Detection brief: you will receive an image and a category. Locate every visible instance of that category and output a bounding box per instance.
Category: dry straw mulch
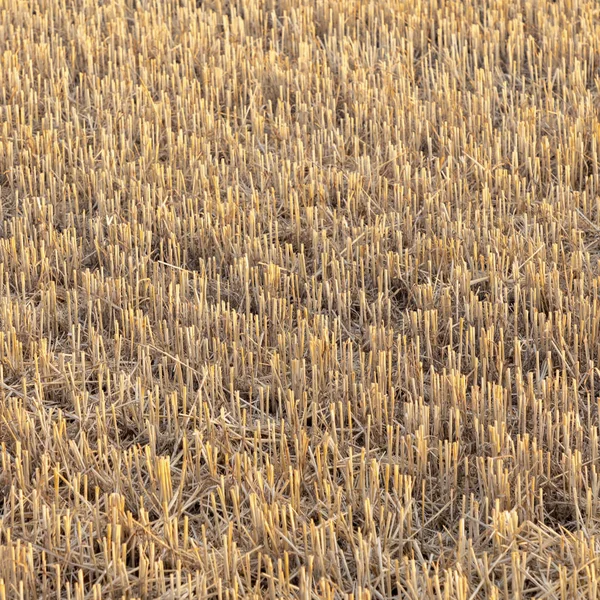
[1,0,600,598]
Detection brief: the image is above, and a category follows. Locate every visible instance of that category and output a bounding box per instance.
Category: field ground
[1,0,600,598]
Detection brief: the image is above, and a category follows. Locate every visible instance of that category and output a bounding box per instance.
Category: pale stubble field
[0,0,600,598]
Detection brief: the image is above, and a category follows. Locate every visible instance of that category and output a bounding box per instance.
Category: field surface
[1,0,600,598]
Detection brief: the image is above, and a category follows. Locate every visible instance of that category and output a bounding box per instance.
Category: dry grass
[1,0,600,597]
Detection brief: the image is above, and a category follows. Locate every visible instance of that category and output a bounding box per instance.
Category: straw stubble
[0,0,600,598]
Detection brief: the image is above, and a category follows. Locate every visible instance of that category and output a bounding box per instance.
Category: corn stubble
[1,0,600,597]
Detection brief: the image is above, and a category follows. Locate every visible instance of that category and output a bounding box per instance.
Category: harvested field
[1,0,600,597]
